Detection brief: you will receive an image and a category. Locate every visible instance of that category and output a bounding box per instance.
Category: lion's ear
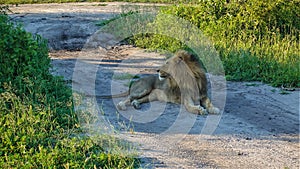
[176,50,191,62]
[177,56,185,64]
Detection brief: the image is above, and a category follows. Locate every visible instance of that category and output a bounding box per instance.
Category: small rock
[245,137,252,140]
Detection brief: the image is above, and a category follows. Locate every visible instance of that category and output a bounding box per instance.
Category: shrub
[129,0,300,87]
[0,13,77,127]
[0,11,138,168]
[1,0,198,5]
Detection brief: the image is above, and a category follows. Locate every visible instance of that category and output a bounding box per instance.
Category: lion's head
[157,50,207,98]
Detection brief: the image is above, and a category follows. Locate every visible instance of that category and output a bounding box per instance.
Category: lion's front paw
[117,102,127,111]
[131,100,141,109]
[208,107,220,114]
[197,106,208,115]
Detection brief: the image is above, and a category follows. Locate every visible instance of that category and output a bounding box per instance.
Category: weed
[0,10,138,168]
[113,73,135,80]
[245,83,260,87]
[92,3,108,6]
[96,10,139,27]
[279,90,290,95]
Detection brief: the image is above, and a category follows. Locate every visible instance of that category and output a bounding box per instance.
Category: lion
[101,50,219,115]
[156,50,220,114]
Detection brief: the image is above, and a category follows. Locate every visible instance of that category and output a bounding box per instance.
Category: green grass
[0,9,138,168]
[113,73,136,80]
[1,0,198,5]
[160,1,299,88]
[5,0,298,87]
[92,3,108,6]
[97,10,139,27]
[0,93,138,168]
[105,0,299,88]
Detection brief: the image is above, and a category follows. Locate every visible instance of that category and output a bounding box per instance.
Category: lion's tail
[97,91,129,99]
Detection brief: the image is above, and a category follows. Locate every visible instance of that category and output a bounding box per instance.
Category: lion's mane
[160,50,208,102]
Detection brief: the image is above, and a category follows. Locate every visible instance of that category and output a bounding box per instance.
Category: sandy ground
[8,3,299,168]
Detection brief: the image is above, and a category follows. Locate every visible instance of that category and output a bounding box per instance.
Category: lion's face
[157,53,187,81]
[157,70,169,81]
[157,59,173,81]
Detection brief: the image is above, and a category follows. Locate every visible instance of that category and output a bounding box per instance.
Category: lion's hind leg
[131,89,167,109]
[201,97,220,114]
[118,87,154,110]
[117,97,131,111]
[130,88,153,109]
[184,98,208,115]
[129,88,152,100]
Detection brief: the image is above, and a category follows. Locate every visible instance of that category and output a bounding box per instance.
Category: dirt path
[9,3,299,168]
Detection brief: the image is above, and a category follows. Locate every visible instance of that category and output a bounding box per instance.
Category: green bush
[0,12,138,168]
[0,14,76,127]
[0,0,199,5]
[0,93,136,168]
[130,0,300,87]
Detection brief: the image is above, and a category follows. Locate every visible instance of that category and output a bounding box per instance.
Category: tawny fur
[112,50,219,115]
[157,50,219,114]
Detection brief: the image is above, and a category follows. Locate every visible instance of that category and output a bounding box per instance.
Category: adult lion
[115,50,219,115]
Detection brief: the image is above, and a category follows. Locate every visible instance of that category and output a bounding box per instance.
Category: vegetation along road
[2,1,299,168]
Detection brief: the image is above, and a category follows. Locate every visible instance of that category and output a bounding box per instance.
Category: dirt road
[9,3,299,168]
